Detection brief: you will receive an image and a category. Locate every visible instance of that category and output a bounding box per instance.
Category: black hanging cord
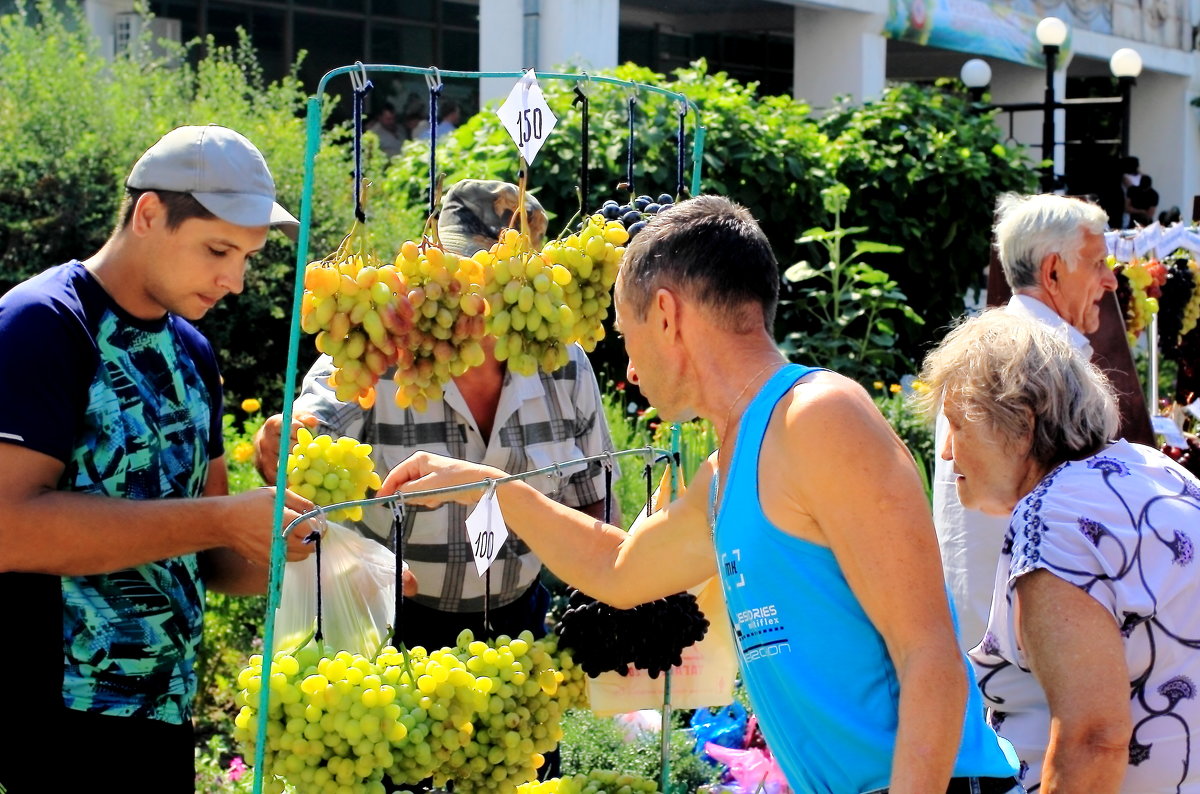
[351,69,373,224]
[313,534,325,645]
[625,94,637,196]
[573,83,590,214]
[643,460,654,519]
[676,102,687,200]
[427,73,444,220]
[603,460,614,525]
[391,501,406,646]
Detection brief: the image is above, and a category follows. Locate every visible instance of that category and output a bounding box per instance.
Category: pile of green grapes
[284,427,381,523]
[234,630,588,794]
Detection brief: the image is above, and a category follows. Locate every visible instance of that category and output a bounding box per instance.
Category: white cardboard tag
[465,484,508,577]
[496,70,558,165]
[1152,415,1189,449]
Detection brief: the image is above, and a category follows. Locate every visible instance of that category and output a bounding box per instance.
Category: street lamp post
[1035,16,1068,192]
[1110,47,1143,160]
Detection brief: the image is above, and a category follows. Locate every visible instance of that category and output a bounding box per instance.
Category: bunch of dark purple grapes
[553,588,708,679]
[1159,257,1196,359]
[594,193,676,240]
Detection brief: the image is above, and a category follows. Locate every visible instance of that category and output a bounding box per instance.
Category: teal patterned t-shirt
[0,261,223,724]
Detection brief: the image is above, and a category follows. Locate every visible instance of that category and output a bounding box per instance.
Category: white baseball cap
[126,124,299,239]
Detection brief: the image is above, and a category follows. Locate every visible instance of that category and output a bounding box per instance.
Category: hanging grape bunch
[594,193,676,241]
[392,239,490,411]
[554,588,709,679]
[301,227,414,410]
[1158,255,1197,359]
[285,427,381,523]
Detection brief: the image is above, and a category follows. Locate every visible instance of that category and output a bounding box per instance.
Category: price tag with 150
[496,70,558,165]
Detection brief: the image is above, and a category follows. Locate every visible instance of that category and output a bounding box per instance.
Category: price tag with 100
[465,481,509,577]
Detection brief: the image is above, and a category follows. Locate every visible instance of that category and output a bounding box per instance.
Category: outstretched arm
[0,442,315,577]
[378,452,717,606]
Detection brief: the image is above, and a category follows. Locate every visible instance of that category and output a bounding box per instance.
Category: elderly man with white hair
[934,192,1118,650]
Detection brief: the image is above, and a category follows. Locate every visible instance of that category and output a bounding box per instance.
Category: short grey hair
[917,309,1118,469]
[994,193,1109,290]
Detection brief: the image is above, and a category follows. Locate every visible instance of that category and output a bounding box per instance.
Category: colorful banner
[883,0,1072,66]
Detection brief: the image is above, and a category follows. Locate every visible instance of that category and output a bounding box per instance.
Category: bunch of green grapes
[546,214,626,353]
[1117,259,1162,344]
[233,628,582,793]
[392,240,490,412]
[422,629,573,793]
[301,230,415,410]
[285,427,381,523]
[482,228,573,377]
[1181,259,1200,339]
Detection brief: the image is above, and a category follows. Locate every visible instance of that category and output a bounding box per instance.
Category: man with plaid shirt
[256,180,617,650]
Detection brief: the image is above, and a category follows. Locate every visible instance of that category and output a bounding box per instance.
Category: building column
[479,0,619,106]
[83,0,136,59]
[1128,70,1193,220]
[792,4,887,111]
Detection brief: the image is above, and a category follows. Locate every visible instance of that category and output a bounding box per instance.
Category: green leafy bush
[559,708,724,794]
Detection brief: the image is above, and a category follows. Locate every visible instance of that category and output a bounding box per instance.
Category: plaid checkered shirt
[294,344,617,613]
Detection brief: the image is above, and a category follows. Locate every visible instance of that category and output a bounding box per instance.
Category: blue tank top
[712,364,1017,793]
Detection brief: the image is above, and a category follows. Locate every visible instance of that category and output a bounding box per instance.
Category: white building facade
[81,0,1200,216]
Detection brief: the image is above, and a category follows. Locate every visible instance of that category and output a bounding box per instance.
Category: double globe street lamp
[960,17,1142,192]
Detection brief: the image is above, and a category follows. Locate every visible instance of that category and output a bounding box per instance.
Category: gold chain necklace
[720,360,786,439]
[712,360,786,535]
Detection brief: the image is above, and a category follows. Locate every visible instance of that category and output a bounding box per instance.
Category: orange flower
[231,441,254,464]
[241,398,261,414]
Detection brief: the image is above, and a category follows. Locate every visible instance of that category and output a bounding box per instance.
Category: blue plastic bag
[691,701,749,762]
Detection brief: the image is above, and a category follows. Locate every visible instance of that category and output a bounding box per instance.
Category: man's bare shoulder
[773,370,898,456]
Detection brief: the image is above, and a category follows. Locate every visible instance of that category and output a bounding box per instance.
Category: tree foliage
[377,64,1037,381]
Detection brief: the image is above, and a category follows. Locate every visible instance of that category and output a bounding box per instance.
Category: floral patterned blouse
[971,440,1200,793]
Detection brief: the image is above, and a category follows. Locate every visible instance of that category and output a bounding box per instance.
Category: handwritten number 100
[475,531,494,560]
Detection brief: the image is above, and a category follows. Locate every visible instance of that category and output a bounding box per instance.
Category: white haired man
[934,192,1117,650]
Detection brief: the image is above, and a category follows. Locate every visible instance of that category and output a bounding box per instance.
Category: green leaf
[784,261,821,282]
[854,240,904,255]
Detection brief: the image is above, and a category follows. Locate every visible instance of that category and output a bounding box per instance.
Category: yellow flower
[911,380,930,394]
[232,441,254,464]
[241,398,261,414]
[873,381,885,391]
[889,384,902,394]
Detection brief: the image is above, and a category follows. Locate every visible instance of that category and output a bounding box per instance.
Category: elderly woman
[919,310,1200,794]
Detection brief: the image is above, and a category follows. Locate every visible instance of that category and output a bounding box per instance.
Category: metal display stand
[252,64,708,794]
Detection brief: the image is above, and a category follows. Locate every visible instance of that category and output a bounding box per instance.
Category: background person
[366,101,405,158]
[934,192,1116,650]
[919,309,1200,793]
[375,195,1021,794]
[0,124,315,793]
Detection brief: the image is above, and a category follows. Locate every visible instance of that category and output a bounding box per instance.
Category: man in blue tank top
[378,196,1021,794]
[0,125,317,792]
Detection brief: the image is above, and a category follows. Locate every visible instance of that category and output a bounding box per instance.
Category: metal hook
[304,503,328,544]
[577,71,592,97]
[425,66,443,92]
[602,450,616,473]
[350,61,369,93]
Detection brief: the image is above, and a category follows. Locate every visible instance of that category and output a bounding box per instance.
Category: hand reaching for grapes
[254,411,319,481]
[219,486,318,565]
[377,451,506,507]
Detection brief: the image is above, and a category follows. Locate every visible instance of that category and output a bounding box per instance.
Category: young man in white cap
[0,125,315,792]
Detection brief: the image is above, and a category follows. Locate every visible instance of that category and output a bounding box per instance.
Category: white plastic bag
[273,521,398,658]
